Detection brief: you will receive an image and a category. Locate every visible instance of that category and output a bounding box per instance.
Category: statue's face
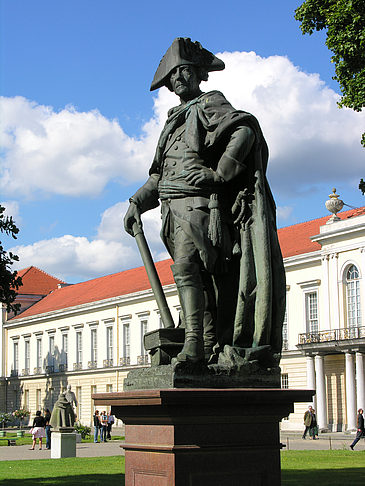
[169,65,201,102]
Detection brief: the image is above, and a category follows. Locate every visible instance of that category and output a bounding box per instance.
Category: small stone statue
[50,393,76,429]
[64,384,78,409]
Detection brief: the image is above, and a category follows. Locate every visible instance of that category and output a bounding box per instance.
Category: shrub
[74,422,91,439]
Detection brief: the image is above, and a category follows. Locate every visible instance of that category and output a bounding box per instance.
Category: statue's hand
[183,164,221,186]
[124,202,142,237]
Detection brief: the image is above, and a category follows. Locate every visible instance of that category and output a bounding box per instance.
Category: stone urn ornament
[325,188,344,223]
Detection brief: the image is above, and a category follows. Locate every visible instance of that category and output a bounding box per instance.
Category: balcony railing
[22,368,30,376]
[119,356,130,367]
[45,365,54,374]
[73,362,82,371]
[88,360,97,369]
[103,359,113,368]
[58,363,67,372]
[299,326,365,345]
[137,354,149,365]
[282,339,289,351]
[33,367,42,375]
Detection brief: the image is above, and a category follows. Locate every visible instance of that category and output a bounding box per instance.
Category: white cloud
[0,200,21,223]
[1,51,364,200]
[10,201,168,282]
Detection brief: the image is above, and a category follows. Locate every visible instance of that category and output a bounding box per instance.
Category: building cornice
[311,219,365,246]
[4,284,177,329]
[283,250,322,269]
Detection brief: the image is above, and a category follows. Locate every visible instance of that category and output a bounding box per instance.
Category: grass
[0,450,363,485]
[0,456,125,485]
[282,450,365,485]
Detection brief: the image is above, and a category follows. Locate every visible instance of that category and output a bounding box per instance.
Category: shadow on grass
[283,468,365,486]
[0,474,125,486]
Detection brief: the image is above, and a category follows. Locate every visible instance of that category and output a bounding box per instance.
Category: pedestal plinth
[51,428,76,459]
[93,388,313,486]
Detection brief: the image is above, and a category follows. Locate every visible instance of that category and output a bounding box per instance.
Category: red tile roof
[11,207,365,321]
[15,266,65,295]
[278,207,365,258]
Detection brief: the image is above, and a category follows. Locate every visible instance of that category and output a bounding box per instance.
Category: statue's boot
[171,263,205,363]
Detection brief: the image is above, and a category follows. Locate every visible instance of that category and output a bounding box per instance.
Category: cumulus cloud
[0,200,21,223]
[1,51,364,200]
[10,201,169,282]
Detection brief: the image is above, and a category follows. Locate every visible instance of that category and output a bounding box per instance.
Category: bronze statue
[124,38,286,370]
[50,393,76,429]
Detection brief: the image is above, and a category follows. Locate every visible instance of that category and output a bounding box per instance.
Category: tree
[295,0,365,147]
[0,205,22,314]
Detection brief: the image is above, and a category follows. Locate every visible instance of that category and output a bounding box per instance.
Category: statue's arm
[184,125,255,186]
[124,173,160,236]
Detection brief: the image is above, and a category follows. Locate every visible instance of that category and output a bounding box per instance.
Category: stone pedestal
[51,428,76,459]
[93,388,313,486]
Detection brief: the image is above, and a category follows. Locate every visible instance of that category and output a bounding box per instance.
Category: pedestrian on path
[309,408,318,440]
[44,408,52,449]
[350,408,364,450]
[30,410,46,450]
[100,411,108,442]
[302,405,315,439]
[93,410,101,443]
[107,410,115,440]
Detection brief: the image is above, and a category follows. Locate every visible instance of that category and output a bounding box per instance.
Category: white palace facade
[1,206,365,431]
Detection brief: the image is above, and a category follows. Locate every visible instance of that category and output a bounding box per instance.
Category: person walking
[100,410,108,442]
[107,410,115,440]
[93,410,101,443]
[302,406,314,439]
[350,408,364,450]
[44,408,52,449]
[30,410,46,450]
[309,408,318,440]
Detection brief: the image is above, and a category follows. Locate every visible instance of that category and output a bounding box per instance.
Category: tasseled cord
[208,193,222,247]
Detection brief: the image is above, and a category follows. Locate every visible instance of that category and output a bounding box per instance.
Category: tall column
[356,352,365,410]
[345,352,357,430]
[330,253,340,329]
[306,355,316,408]
[315,355,327,430]
[321,255,331,329]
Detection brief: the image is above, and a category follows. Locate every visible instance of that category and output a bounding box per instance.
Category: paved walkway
[0,434,364,461]
[0,440,125,461]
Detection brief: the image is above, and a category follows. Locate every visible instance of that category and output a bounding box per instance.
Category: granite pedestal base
[93,388,313,486]
[51,428,76,459]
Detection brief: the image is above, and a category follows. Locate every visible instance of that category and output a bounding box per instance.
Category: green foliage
[12,409,30,420]
[295,0,365,147]
[74,421,91,439]
[0,412,12,427]
[0,205,22,314]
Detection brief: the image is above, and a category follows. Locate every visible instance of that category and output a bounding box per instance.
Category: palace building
[1,206,365,431]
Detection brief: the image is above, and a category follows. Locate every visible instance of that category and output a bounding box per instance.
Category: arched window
[346,265,361,328]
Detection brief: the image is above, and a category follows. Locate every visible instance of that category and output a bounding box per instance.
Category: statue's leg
[171,262,205,363]
[201,272,217,361]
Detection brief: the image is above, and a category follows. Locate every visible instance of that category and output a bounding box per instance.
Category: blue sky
[1,0,364,283]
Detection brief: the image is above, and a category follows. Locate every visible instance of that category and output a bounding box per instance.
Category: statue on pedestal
[124,38,286,383]
[64,385,78,411]
[50,393,76,429]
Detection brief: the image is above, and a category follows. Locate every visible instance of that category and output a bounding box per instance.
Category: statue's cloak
[150,91,286,355]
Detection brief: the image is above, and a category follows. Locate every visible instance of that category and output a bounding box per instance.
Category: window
[36,389,42,411]
[91,328,97,363]
[13,341,19,372]
[49,335,55,366]
[140,319,148,356]
[24,389,29,410]
[106,384,113,393]
[76,331,82,365]
[123,323,130,359]
[36,338,42,369]
[282,306,288,350]
[346,265,361,328]
[24,340,30,370]
[76,386,82,418]
[62,333,68,366]
[106,327,113,361]
[306,292,318,334]
[281,373,289,389]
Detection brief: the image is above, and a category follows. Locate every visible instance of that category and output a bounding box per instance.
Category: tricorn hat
[150,37,225,91]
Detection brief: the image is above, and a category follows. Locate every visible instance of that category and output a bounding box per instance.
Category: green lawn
[0,450,363,485]
[0,433,124,446]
